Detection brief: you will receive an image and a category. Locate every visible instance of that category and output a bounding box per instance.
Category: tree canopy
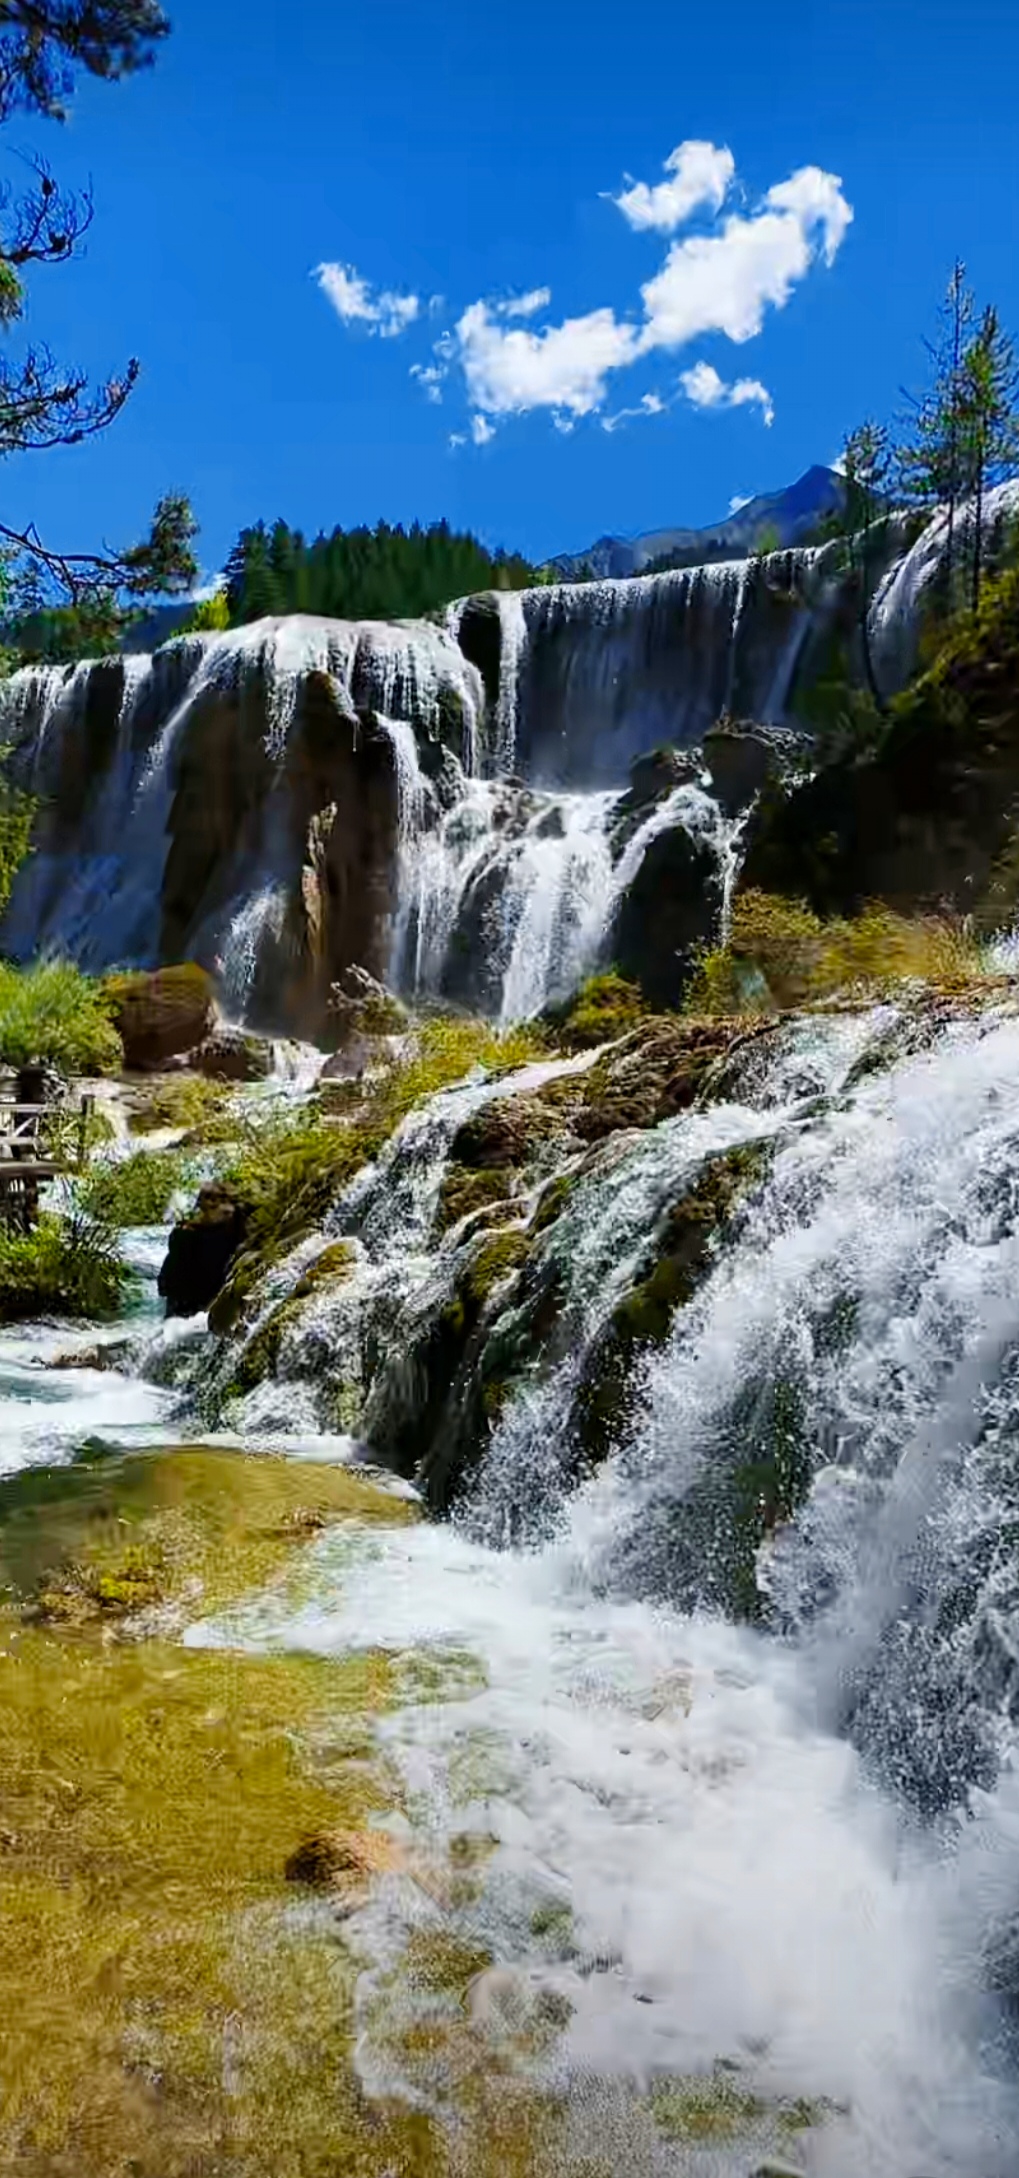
[223,517,537,627]
[0,0,196,660]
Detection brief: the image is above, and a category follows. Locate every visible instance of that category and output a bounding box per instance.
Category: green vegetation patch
[551,970,648,1052]
[81,1145,198,1228]
[127,1073,232,1137]
[0,959,122,1075]
[203,1016,547,1329]
[688,889,989,1015]
[649,2068,840,2146]
[0,1210,130,1324]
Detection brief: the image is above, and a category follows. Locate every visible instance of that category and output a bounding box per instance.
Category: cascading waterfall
[171,999,1019,2173]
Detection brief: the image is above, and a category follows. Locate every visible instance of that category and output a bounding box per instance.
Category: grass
[687,889,990,1015]
[0,1210,130,1324]
[0,959,122,1075]
[81,1145,199,1228]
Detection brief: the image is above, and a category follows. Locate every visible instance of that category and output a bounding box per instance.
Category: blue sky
[3,0,1017,578]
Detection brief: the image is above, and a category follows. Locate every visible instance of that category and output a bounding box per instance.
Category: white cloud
[728,492,753,514]
[454,298,640,421]
[471,412,497,445]
[495,286,553,319]
[602,389,667,433]
[410,361,446,403]
[680,360,774,424]
[315,261,420,339]
[614,139,735,234]
[188,573,226,602]
[638,168,852,355]
[449,152,849,438]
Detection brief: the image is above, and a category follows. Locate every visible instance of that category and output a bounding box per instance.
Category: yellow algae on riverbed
[0,1446,605,2178]
[0,1446,428,2175]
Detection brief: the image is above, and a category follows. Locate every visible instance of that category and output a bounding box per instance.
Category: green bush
[688,890,987,1015]
[0,962,122,1075]
[0,760,36,921]
[82,1148,197,1228]
[0,1211,130,1324]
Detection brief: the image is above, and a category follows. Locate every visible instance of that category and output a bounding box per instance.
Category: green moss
[648,2069,839,2148]
[462,1228,532,1310]
[0,1443,415,1629]
[437,1162,514,1233]
[403,1930,493,1995]
[575,1143,770,1467]
[128,1074,230,1137]
[293,1238,358,1296]
[529,1171,577,1233]
[552,970,647,1052]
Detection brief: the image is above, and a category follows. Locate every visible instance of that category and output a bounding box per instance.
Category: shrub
[688,890,988,1015]
[82,1147,198,1228]
[0,757,36,920]
[0,961,122,1075]
[552,971,647,1050]
[0,1211,130,1323]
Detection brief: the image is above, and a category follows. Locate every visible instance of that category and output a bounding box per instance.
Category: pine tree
[957,306,1019,609]
[898,262,974,605]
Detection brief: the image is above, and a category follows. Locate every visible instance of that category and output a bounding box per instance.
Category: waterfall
[505,548,837,785]
[493,589,528,773]
[0,612,485,1008]
[870,481,1019,690]
[180,1000,1019,2172]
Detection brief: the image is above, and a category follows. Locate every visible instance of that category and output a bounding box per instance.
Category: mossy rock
[103,963,217,1070]
[550,971,646,1052]
[293,1240,358,1298]
[159,1177,251,1320]
[574,1141,771,1468]
[448,1094,568,1172]
[542,1016,738,1144]
[437,1162,515,1234]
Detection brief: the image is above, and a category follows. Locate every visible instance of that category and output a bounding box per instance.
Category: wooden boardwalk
[0,1096,95,1229]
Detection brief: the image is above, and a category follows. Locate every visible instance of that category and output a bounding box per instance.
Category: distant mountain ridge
[552,465,845,581]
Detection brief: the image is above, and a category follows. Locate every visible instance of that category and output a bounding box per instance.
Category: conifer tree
[957,306,1019,609]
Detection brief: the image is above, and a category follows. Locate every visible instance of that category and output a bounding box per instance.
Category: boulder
[702,719,785,815]
[104,965,217,1072]
[188,1027,276,1083]
[158,1181,249,1318]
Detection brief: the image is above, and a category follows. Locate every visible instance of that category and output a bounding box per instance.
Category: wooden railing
[0,1095,95,1227]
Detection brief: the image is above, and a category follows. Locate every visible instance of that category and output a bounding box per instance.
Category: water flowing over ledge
[0,499,986,1034]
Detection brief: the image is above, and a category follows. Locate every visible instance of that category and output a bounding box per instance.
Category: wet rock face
[610,821,723,1009]
[702,721,785,816]
[158,1182,250,1318]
